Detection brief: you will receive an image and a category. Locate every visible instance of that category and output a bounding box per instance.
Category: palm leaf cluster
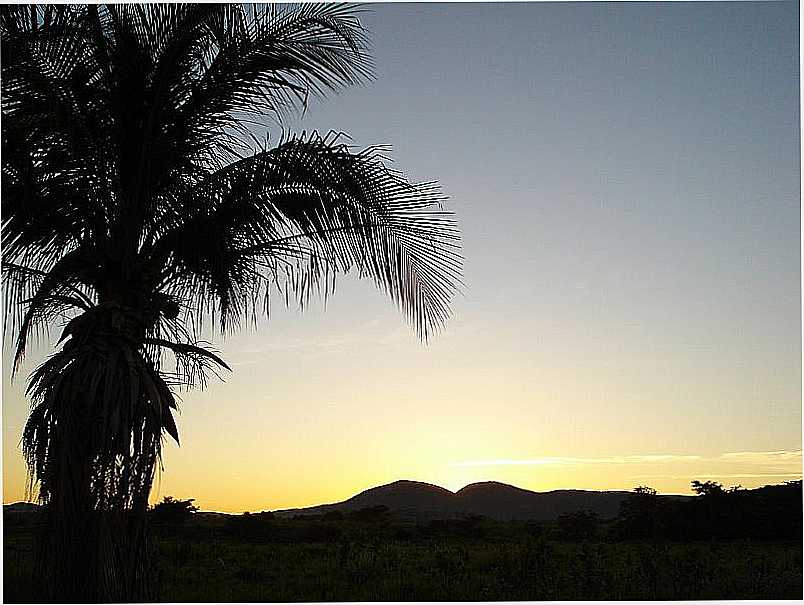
[1,4,461,600]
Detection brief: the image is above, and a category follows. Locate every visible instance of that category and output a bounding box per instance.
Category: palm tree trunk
[38,509,154,602]
[34,414,156,602]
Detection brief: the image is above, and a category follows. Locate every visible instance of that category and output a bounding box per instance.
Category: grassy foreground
[157,538,801,601]
[5,517,802,601]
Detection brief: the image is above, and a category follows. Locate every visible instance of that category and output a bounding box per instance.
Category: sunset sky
[3,2,801,513]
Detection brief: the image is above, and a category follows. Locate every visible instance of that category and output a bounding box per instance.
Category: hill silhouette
[274,480,663,521]
[276,480,456,520]
[456,481,632,520]
[3,502,41,514]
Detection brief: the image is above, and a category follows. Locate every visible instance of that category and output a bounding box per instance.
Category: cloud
[630,473,802,480]
[448,454,702,468]
[720,450,802,464]
[450,450,803,483]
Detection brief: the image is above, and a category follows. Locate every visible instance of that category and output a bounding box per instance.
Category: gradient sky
[3,1,801,512]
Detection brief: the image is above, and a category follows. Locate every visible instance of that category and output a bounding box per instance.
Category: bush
[558,510,600,541]
[224,511,275,541]
[150,496,198,527]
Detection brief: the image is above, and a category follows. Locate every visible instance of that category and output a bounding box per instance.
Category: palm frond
[150,130,462,339]
[23,325,177,509]
[4,248,97,372]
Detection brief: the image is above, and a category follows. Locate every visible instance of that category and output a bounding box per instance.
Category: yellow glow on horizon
[3,283,801,514]
[5,434,799,513]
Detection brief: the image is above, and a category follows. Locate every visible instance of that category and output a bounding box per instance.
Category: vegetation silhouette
[557,510,600,541]
[225,511,279,542]
[150,496,199,530]
[614,480,802,542]
[5,479,801,601]
[348,504,392,523]
[1,4,461,602]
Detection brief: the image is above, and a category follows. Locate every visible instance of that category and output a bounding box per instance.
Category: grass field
[5,517,802,602]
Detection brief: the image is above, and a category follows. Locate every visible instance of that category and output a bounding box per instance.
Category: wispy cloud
[630,473,802,480]
[449,450,802,470]
[448,455,702,468]
[720,450,802,464]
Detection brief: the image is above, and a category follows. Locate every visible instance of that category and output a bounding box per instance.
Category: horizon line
[10,474,801,515]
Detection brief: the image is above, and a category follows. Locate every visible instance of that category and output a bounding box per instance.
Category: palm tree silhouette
[1,4,461,601]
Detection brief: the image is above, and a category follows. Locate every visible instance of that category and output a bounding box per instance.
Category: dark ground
[5,512,802,602]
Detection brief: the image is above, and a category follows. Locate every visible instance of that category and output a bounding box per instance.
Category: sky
[3,1,801,513]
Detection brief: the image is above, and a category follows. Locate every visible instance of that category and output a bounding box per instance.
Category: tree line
[150,479,803,544]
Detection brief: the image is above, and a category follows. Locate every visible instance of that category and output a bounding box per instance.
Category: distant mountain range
[274,480,688,521]
[4,481,693,521]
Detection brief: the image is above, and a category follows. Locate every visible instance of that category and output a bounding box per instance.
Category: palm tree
[1,4,461,601]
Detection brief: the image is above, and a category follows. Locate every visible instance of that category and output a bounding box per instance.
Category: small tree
[150,496,199,526]
[616,485,665,540]
[691,480,725,497]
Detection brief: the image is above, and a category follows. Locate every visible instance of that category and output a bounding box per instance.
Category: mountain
[2,483,689,522]
[275,480,456,520]
[274,480,659,521]
[3,502,41,514]
[456,481,630,521]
